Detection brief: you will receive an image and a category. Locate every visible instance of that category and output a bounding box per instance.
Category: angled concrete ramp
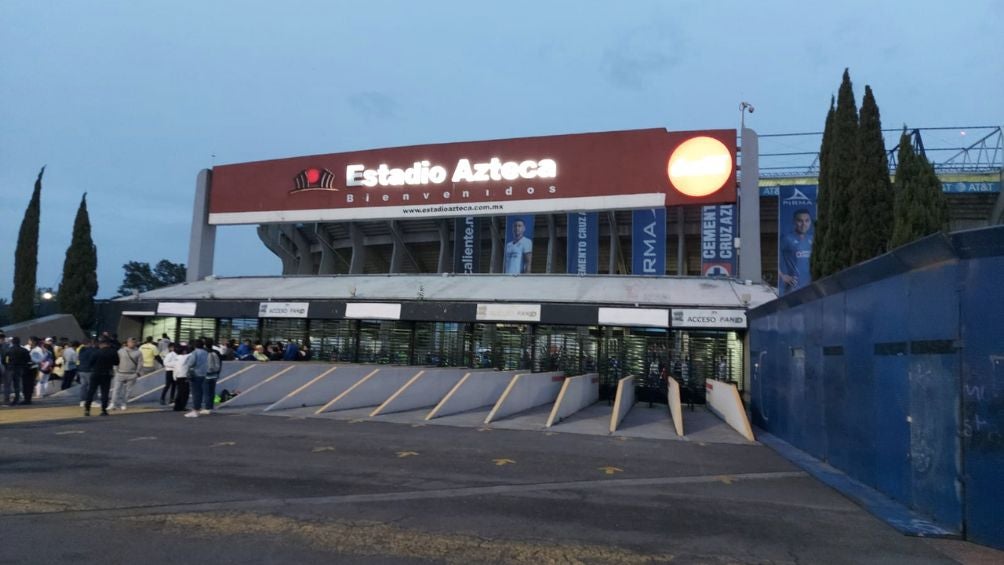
[426,371,518,420]
[608,376,636,433]
[266,365,379,413]
[667,376,684,436]
[218,364,333,409]
[369,368,472,417]
[704,378,755,441]
[129,362,246,402]
[316,366,423,414]
[546,373,599,427]
[485,371,564,424]
[214,362,295,397]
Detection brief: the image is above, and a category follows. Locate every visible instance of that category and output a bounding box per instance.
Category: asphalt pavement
[0,401,997,564]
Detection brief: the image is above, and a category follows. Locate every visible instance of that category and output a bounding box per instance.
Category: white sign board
[258,302,309,318]
[476,303,541,322]
[671,308,747,329]
[344,302,402,320]
[598,307,669,328]
[156,302,197,317]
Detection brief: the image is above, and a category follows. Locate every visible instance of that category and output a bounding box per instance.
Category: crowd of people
[0,330,319,419]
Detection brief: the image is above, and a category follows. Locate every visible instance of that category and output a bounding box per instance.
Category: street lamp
[41,291,54,301]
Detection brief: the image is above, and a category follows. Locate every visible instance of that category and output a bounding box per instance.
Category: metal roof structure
[121,274,776,310]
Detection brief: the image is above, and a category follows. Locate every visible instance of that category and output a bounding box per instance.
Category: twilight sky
[1,0,1001,299]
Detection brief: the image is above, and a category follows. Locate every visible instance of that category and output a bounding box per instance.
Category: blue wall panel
[872,355,911,506]
[908,354,962,530]
[749,228,1003,548]
[959,255,1004,548]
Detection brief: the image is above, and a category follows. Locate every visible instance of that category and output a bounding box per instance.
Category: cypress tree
[11,167,44,323]
[811,96,835,280]
[890,129,947,248]
[848,85,894,263]
[825,69,859,274]
[57,193,99,329]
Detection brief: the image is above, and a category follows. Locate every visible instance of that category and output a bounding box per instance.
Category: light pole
[739,101,755,131]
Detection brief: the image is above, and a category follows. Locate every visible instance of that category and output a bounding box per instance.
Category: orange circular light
[667,136,733,197]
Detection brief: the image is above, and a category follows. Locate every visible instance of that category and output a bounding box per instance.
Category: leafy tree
[0,298,10,327]
[890,129,947,248]
[57,193,99,329]
[118,259,187,296]
[153,260,187,286]
[811,96,835,280]
[823,69,860,275]
[848,85,894,263]
[11,167,44,323]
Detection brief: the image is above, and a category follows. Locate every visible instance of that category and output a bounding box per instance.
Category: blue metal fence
[749,225,1004,549]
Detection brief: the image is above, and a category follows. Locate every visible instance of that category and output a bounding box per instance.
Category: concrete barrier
[705,378,754,441]
[485,372,564,424]
[608,376,636,433]
[129,362,252,402]
[370,368,471,417]
[218,364,330,409]
[266,365,378,412]
[426,371,517,420]
[315,366,422,414]
[546,373,599,427]
[667,377,684,437]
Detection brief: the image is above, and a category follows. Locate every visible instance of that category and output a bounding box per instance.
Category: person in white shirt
[160,342,180,406]
[504,219,532,274]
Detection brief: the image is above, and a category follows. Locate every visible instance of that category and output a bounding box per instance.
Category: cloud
[347,91,399,120]
[601,23,687,90]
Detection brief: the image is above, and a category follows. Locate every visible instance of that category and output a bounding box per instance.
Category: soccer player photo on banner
[777,185,817,296]
[504,215,534,274]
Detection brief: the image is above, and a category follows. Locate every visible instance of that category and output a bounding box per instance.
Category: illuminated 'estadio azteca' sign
[208,128,737,224]
[347,158,557,187]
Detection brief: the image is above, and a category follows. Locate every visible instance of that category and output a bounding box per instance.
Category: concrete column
[437,220,450,273]
[257,224,297,274]
[186,169,216,282]
[489,217,501,273]
[737,128,762,283]
[545,214,556,273]
[607,211,619,274]
[349,223,366,274]
[676,206,686,275]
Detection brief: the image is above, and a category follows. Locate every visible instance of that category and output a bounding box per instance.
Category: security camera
[740,101,755,113]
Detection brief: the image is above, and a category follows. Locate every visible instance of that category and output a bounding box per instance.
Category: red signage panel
[208,128,736,224]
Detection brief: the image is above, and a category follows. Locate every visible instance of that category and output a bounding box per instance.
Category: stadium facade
[106,126,1002,402]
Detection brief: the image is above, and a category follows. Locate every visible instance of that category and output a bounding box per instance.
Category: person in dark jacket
[77,339,97,407]
[2,337,34,405]
[85,339,119,416]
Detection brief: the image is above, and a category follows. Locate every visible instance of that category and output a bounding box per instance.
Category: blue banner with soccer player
[700,204,736,277]
[777,185,817,296]
[504,215,535,274]
[631,208,666,275]
[566,212,598,274]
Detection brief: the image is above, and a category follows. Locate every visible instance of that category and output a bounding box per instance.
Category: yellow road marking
[210,441,236,447]
[598,466,623,475]
[55,430,85,435]
[396,451,418,458]
[348,418,366,424]
[493,458,515,466]
[129,436,157,442]
[476,427,492,432]
[718,475,735,485]
[312,446,336,453]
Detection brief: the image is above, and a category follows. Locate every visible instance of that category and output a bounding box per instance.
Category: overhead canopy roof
[120,274,776,310]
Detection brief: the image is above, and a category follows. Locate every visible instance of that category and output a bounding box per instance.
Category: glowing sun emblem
[667,136,733,197]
